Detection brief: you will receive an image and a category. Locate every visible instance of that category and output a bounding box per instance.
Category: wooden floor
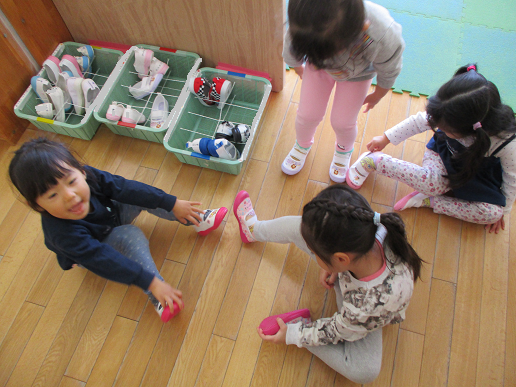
[0,70,514,387]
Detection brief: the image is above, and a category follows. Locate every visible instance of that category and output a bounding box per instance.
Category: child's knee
[344,360,382,384]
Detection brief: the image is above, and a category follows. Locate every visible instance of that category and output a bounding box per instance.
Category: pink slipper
[259,308,311,336]
[233,190,257,243]
[394,191,420,211]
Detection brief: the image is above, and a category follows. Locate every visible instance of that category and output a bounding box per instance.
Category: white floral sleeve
[384,111,432,145]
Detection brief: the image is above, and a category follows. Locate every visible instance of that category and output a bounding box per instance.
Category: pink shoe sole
[197,207,228,236]
[161,301,181,322]
[233,190,255,243]
[106,113,121,121]
[259,308,311,336]
[144,50,153,76]
[61,55,84,78]
[394,191,419,211]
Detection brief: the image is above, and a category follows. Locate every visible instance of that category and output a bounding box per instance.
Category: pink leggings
[296,64,372,152]
[377,150,504,224]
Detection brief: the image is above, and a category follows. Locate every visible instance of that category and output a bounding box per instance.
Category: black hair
[426,63,516,189]
[301,185,423,281]
[8,138,85,212]
[287,0,365,69]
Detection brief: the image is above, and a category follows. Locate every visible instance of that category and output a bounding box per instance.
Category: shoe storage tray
[94,45,201,143]
[164,67,271,175]
[14,42,124,140]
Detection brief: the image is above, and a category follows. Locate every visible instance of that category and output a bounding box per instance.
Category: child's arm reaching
[148,277,184,311]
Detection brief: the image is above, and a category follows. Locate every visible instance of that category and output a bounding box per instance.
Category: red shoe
[259,308,311,336]
[193,207,228,236]
[210,77,232,110]
[189,76,215,106]
[155,301,181,322]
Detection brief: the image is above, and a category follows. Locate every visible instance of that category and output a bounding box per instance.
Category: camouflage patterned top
[286,226,414,347]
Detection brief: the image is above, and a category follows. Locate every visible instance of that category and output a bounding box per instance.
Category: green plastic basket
[94,45,201,143]
[163,68,272,175]
[14,42,123,140]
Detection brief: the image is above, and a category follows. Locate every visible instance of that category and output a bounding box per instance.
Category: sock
[399,193,433,210]
[333,149,353,165]
[290,141,311,161]
[361,151,383,170]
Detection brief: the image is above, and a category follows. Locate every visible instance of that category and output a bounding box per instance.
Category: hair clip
[467,65,477,72]
[373,212,381,226]
[473,122,482,130]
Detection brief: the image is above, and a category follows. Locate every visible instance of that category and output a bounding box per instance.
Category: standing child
[8,138,227,321]
[233,185,422,383]
[347,64,516,233]
[281,0,405,183]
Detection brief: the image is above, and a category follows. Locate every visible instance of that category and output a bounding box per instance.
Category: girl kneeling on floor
[346,64,516,233]
[233,185,422,384]
[9,138,227,322]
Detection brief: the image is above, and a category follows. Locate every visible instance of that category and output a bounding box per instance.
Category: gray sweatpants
[254,216,383,384]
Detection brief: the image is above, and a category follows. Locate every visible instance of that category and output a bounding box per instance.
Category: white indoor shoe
[133,48,154,78]
[129,74,163,100]
[150,93,169,129]
[82,79,100,110]
[106,101,125,121]
[67,77,85,115]
[121,105,146,124]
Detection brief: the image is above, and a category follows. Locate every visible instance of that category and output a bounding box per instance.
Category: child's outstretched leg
[347,149,451,196]
[282,65,335,175]
[103,224,178,322]
[233,191,313,257]
[395,192,503,224]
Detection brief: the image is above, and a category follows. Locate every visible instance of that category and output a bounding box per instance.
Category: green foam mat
[373,0,516,108]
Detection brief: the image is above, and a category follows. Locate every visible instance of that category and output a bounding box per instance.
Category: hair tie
[473,122,482,130]
[467,65,477,72]
[373,212,381,226]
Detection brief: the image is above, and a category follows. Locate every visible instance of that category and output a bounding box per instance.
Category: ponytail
[301,185,423,281]
[378,212,422,280]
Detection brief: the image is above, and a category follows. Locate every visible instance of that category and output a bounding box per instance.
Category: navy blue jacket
[41,166,177,290]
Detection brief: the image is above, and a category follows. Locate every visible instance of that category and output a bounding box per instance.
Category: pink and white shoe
[259,308,311,336]
[60,55,83,78]
[149,57,169,77]
[394,191,431,211]
[189,76,215,106]
[134,48,154,78]
[43,56,61,84]
[210,77,232,110]
[155,301,181,322]
[121,105,146,124]
[233,190,257,243]
[106,101,125,121]
[193,207,228,236]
